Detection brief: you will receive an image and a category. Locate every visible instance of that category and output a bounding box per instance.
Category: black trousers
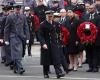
[43,65,63,75]
[86,45,99,69]
[61,47,69,73]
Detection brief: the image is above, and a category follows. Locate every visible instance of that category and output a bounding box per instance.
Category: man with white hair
[59,9,67,25]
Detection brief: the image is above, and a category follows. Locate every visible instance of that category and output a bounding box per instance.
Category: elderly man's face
[88,5,95,13]
[85,3,90,11]
[60,9,66,17]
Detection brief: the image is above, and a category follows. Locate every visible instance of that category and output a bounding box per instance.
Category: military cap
[13,3,23,8]
[24,7,30,11]
[53,12,60,17]
[2,5,13,11]
[45,10,54,15]
[52,0,60,1]
[52,0,60,3]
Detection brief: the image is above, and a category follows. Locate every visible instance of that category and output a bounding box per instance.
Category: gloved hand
[42,44,48,49]
[5,41,9,45]
[26,40,29,44]
[0,39,3,43]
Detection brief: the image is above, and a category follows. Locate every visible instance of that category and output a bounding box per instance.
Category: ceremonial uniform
[0,5,13,67]
[38,19,66,78]
[4,6,30,74]
[0,12,6,63]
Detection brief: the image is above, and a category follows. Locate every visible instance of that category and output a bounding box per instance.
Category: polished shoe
[13,69,18,74]
[57,73,65,79]
[5,63,10,67]
[19,69,25,75]
[48,71,51,74]
[65,70,69,74]
[92,68,99,72]
[1,60,6,64]
[86,69,93,72]
[10,65,14,70]
[44,74,49,78]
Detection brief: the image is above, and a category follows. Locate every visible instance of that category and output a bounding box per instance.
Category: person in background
[65,8,80,71]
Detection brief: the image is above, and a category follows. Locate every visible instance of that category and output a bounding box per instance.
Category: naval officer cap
[53,12,60,17]
[45,10,55,15]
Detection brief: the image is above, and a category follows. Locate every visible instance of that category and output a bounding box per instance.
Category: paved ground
[0,44,100,80]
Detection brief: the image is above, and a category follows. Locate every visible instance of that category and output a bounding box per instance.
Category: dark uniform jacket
[82,12,100,46]
[38,20,64,65]
[4,13,30,60]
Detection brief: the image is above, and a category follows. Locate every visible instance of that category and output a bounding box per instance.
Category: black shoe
[48,71,51,74]
[1,60,6,64]
[93,68,99,72]
[68,69,73,71]
[10,65,14,70]
[44,74,49,78]
[13,69,18,74]
[19,69,25,75]
[5,63,10,67]
[65,70,69,74]
[86,69,93,72]
[57,73,65,79]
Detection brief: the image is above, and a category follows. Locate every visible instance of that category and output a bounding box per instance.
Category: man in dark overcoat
[4,4,30,74]
[34,0,48,23]
[38,10,66,78]
[82,4,100,72]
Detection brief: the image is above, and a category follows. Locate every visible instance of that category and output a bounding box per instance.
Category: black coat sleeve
[37,23,46,46]
[23,15,30,40]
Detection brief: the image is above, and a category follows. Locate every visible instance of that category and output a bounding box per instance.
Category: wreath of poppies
[77,22,98,44]
[60,25,70,45]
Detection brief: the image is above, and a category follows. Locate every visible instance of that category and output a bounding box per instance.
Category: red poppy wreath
[77,22,98,44]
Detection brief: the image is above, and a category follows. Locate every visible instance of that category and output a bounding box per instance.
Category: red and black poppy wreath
[61,25,70,45]
[77,22,98,44]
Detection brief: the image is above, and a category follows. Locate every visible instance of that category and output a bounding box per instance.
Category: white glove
[42,44,48,49]
[76,41,79,45]
[5,41,9,45]
[26,40,29,44]
[0,39,3,43]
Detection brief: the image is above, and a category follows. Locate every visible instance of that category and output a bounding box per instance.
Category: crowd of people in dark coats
[0,0,100,79]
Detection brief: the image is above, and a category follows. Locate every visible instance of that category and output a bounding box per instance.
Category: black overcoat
[38,20,64,65]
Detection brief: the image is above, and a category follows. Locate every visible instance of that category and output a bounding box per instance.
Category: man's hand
[5,41,9,45]
[0,39,3,43]
[42,44,48,49]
